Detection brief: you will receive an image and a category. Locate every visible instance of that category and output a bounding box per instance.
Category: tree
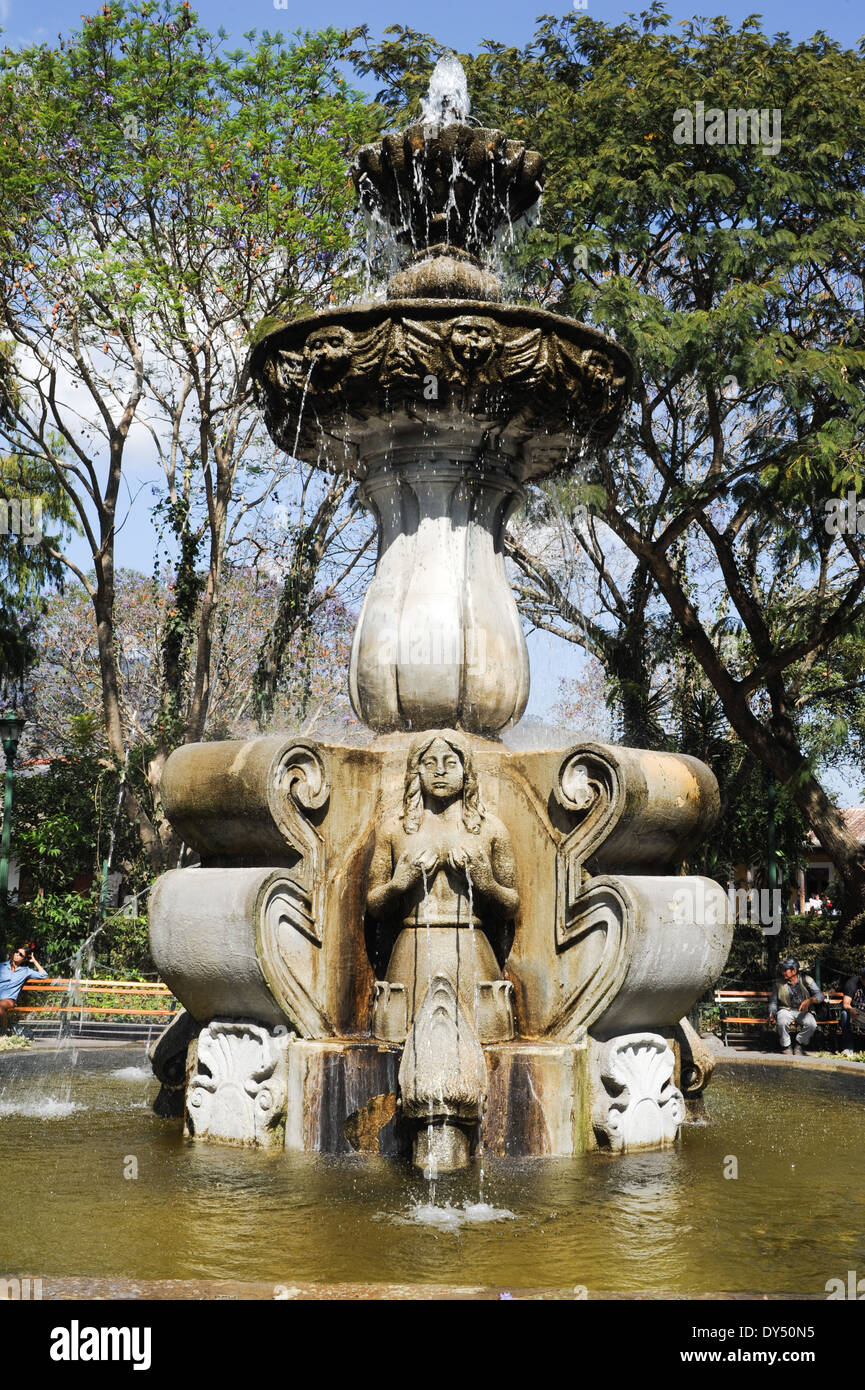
[0,3,377,867]
[0,451,76,702]
[23,567,358,755]
[351,15,865,936]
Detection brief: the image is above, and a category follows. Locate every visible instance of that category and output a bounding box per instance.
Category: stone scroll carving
[187,1021,290,1148]
[555,747,626,950]
[595,1033,685,1152]
[269,743,329,946]
[510,741,728,1043]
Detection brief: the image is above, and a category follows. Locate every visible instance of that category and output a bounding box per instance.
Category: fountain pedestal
[350,446,528,734]
[149,732,732,1163]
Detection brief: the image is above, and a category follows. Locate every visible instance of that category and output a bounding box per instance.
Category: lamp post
[766,771,780,978]
[0,712,25,964]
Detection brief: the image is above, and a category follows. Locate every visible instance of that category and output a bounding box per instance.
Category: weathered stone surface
[386,246,503,302]
[399,973,488,1123]
[495,740,732,1040]
[149,1009,198,1119]
[250,302,632,481]
[186,1020,291,1148]
[283,1039,405,1156]
[349,455,528,733]
[161,736,328,868]
[672,1015,717,1098]
[368,732,518,1043]
[593,1033,686,1152]
[483,1041,590,1157]
[150,868,299,1029]
[152,740,380,1038]
[352,121,544,254]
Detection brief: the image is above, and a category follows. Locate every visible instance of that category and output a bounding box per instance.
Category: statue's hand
[414,848,440,880]
[392,848,439,893]
[450,845,495,893]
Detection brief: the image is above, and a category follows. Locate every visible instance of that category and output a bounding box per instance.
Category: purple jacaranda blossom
[100,93,114,105]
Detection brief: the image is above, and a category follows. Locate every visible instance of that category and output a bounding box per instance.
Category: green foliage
[0,453,77,699]
[14,891,98,969]
[10,730,154,966]
[0,4,379,849]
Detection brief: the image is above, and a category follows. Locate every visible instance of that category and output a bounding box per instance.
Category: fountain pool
[2,1047,863,1297]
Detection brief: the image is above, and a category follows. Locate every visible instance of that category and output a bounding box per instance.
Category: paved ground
[709,1037,865,1078]
[14,1276,823,1300]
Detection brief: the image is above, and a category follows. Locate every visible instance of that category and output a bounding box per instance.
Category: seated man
[0,943,49,1035]
[840,967,865,1055]
[768,957,823,1056]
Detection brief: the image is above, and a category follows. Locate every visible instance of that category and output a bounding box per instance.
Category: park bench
[713,987,844,1047]
[12,978,179,1040]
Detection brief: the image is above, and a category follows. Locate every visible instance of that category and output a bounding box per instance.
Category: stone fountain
[148,58,733,1171]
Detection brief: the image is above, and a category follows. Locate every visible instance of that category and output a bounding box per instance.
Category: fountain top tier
[352,121,544,261]
[249,54,632,485]
[352,54,544,290]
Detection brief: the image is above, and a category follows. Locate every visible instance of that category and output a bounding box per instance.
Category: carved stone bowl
[352,122,545,254]
[250,299,633,482]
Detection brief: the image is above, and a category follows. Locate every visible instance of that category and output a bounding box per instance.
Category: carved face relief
[447,316,502,378]
[302,326,353,385]
[417,737,465,805]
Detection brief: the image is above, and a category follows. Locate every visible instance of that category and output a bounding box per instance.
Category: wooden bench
[714,988,844,1047]
[13,978,179,1032]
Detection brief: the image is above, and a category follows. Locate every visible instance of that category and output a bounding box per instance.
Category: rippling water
[1,1051,862,1294]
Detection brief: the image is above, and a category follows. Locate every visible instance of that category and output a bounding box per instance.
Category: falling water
[418,863,437,1201]
[462,860,487,1205]
[292,361,316,460]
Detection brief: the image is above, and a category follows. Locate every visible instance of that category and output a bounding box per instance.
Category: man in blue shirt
[0,944,49,1033]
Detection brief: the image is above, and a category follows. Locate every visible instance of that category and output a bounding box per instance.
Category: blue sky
[2,0,863,60]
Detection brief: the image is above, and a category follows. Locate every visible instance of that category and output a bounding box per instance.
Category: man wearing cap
[768,958,823,1056]
[839,968,865,1055]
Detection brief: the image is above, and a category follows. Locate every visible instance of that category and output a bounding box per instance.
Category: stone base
[186,1034,598,1158]
[286,1038,595,1158]
[183,1028,688,1158]
[284,1039,406,1155]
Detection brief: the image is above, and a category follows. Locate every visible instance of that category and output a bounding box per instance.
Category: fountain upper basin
[250,298,632,480]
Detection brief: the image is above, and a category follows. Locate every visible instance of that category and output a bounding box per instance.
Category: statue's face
[303,326,352,382]
[449,318,499,371]
[417,738,464,803]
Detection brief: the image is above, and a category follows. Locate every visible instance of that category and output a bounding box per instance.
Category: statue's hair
[401,733,484,835]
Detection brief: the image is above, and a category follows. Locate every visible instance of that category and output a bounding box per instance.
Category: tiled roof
[808,808,865,844]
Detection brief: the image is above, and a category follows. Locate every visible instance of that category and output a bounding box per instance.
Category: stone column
[349,446,529,735]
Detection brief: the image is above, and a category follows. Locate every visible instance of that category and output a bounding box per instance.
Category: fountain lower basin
[3,1046,863,1297]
